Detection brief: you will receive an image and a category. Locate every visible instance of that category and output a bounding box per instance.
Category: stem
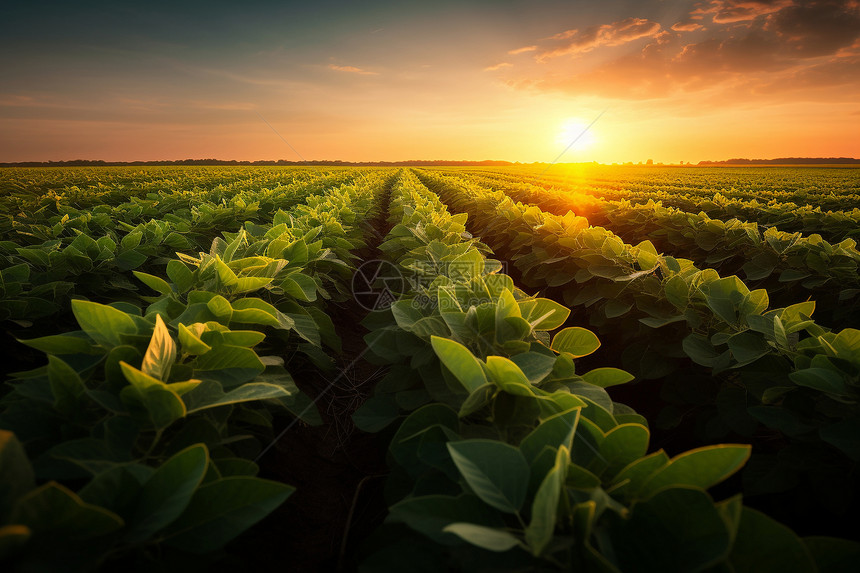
[337,474,387,572]
[515,510,528,530]
[143,428,164,459]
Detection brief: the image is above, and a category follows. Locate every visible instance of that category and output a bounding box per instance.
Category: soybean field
[1,164,859,572]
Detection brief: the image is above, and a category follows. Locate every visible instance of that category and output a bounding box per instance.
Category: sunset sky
[2,0,858,163]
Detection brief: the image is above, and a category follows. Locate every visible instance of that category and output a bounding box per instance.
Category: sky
[1,0,858,163]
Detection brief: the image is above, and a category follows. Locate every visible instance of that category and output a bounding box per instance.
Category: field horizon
[3,157,860,168]
[2,164,860,571]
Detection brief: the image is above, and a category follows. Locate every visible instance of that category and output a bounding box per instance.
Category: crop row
[461,172,860,328]
[450,165,860,212]
[0,170,372,324]
[451,166,860,243]
[351,170,857,571]
[418,170,860,528]
[0,171,388,569]
[0,166,353,212]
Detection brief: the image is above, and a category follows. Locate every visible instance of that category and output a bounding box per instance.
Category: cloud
[508,45,537,55]
[0,94,39,107]
[328,64,378,75]
[484,62,512,71]
[695,0,794,24]
[671,21,705,32]
[536,17,663,60]
[505,1,860,104]
[768,0,860,57]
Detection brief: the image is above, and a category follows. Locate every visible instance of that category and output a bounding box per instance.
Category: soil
[231,179,396,572]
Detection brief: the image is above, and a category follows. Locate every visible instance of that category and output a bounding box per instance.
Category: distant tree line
[697,157,860,165]
[0,159,519,167]
[2,157,856,167]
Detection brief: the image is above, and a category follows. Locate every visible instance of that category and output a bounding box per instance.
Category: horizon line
[2,156,860,168]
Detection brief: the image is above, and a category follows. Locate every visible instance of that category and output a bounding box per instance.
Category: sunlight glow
[555,118,598,152]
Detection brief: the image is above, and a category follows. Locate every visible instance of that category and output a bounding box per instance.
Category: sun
[555,118,598,152]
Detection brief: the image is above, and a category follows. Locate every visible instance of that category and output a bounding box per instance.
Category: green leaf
[664,275,689,309]
[232,276,274,294]
[485,356,531,389]
[608,486,732,572]
[167,260,194,292]
[510,352,557,385]
[281,273,317,302]
[353,395,400,433]
[183,380,291,414]
[72,299,138,348]
[526,446,570,556]
[727,332,771,367]
[119,362,186,430]
[430,336,487,393]
[830,328,860,361]
[231,298,293,330]
[206,294,233,322]
[133,271,172,296]
[178,323,212,355]
[519,408,580,465]
[521,298,570,331]
[447,439,529,514]
[495,288,522,325]
[214,256,239,288]
[17,334,95,355]
[551,327,601,358]
[12,482,123,540]
[582,367,634,388]
[141,314,176,381]
[610,450,669,497]
[789,368,848,396]
[601,424,650,478]
[193,345,265,386]
[682,334,724,367]
[389,494,505,545]
[804,537,860,573]
[124,444,209,543]
[163,476,294,553]
[442,523,522,552]
[458,383,496,417]
[221,330,266,347]
[48,355,86,414]
[77,466,142,514]
[639,445,751,498]
[730,507,816,573]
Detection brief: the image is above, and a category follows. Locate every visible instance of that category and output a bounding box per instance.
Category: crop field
[1,164,860,571]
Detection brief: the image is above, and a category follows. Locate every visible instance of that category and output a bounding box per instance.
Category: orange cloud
[672,21,705,32]
[508,45,537,55]
[695,0,794,24]
[536,18,663,60]
[508,0,860,102]
[327,64,378,75]
[484,62,512,71]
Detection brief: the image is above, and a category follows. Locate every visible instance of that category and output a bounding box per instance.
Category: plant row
[450,165,860,214]
[351,170,859,571]
[0,165,351,213]
[0,173,388,570]
[418,170,860,523]
[464,172,860,327]
[0,170,368,324]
